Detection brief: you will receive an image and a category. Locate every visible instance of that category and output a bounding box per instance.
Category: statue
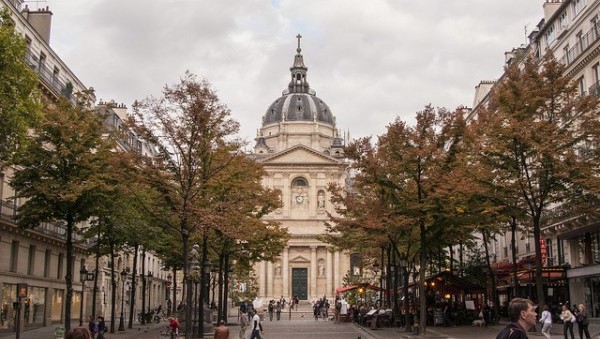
[317,191,325,208]
[319,262,325,277]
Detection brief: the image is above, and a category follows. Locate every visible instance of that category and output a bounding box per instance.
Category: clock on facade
[295,195,304,203]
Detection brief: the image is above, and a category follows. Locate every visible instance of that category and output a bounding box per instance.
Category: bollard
[54,326,66,339]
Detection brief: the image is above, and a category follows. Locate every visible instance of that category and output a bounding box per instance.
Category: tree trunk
[223,251,230,323]
[172,267,178,315]
[92,224,101,321]
[129,243,138,329]
[419,220,427,337]
[182,233,192,338]
[533,213,545,308]
[109,241,116,333]
[141,248,146,324]
[64,215,75,331]
[217,251,224,324]
[511,217,518,299]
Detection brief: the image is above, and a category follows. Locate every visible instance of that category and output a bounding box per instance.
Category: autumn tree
[474,53,600,308]
[0,7,41,163]
[326,105,477,336]
[9,96,115,331]
[128,72,287,337]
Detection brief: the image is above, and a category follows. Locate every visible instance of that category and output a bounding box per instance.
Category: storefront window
[26,287,46,325]
[585,277,600,318]
[1,284,16,329]
[72,291,81,321]
[51,289,63,322]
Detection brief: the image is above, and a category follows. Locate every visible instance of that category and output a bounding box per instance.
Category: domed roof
[263,93,334,126]
[262,35,335,127]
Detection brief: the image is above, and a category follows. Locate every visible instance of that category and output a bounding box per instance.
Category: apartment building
[0,0,93,331]
[472,0,600,316]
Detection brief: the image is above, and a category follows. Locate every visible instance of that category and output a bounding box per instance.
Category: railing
[24,49,75,103]
[560,23,600,66]
[589,80,600,97]
[1,199,86,243]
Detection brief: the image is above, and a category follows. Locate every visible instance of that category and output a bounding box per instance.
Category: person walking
[87,315,97,339]
[495,298,537,339]
[539,305,552,339]
[95,316,106,339]
[276,301,282,321]
[560,304,575,339]
[250,309,263,339]
[575,304,591,339]
[214,320,230,339]
[239,310,249,339]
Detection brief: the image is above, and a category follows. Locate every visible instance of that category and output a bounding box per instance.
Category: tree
[474,53,600,308]
[326,105,477,336]
[9,95,115,331]
[127,72,287,337]
[0,7,41,163]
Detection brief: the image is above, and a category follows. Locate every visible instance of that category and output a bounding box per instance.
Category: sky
[41,0,543,147]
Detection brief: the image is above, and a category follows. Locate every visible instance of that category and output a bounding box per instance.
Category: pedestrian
[87,315,97,339]
[96,316,106,339]
[168,317,180,339]
[214,320,230,339]
[276,301,282,321]
[560,304,575,339]
[575,304,591,339]
[239,309,249,339]
[539,305,552,339]
[294,296,299,310]
[65,327,92,339]
[268,300,274,321]
[249,309,263,339]
[495,298,537,339]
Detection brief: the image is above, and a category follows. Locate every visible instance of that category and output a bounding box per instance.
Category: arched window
[291,177,308,187]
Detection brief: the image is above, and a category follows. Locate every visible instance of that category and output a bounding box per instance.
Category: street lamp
[198,259,212,337]
[118,268,127,331]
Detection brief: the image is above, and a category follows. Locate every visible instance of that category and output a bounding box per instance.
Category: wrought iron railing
[560,22,600,66]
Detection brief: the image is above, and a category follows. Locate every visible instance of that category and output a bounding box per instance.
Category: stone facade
[252,36,350,302]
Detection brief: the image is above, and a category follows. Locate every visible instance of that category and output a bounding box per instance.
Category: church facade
[252,36,350,301]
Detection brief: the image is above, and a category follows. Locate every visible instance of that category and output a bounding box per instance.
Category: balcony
[24,49,75,103]
[1,199,86,244]
[560,23,600,67]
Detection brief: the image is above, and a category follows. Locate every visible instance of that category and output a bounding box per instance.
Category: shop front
[1,284,47,330]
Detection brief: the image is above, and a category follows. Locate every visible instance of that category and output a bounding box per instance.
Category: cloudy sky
[42,0,543,146]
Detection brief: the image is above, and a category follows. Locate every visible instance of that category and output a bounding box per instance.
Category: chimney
[23,6,53,44]
[543,0,562,23]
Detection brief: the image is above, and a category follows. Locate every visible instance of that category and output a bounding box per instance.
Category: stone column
[282,247,289,298]
[267,261,274,299]
[334,251,340,293]
[326,249,333,297]
[310,246,317,300]
[259,261,266,297]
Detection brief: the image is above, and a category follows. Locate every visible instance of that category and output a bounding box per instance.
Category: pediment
[259,145,341,165]
[289,255,311,263]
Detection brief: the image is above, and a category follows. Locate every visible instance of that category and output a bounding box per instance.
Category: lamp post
[191,264,200,337]
[118,268,127,331]
[79,266,88,326]
[202,260,213,336]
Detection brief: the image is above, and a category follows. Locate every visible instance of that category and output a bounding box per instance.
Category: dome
[261,34,335,127]
[263,92,334,126]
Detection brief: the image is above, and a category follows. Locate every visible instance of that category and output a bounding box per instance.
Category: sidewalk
[354,319,600,339]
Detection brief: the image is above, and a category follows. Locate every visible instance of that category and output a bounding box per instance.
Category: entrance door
[292,268,308,300]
